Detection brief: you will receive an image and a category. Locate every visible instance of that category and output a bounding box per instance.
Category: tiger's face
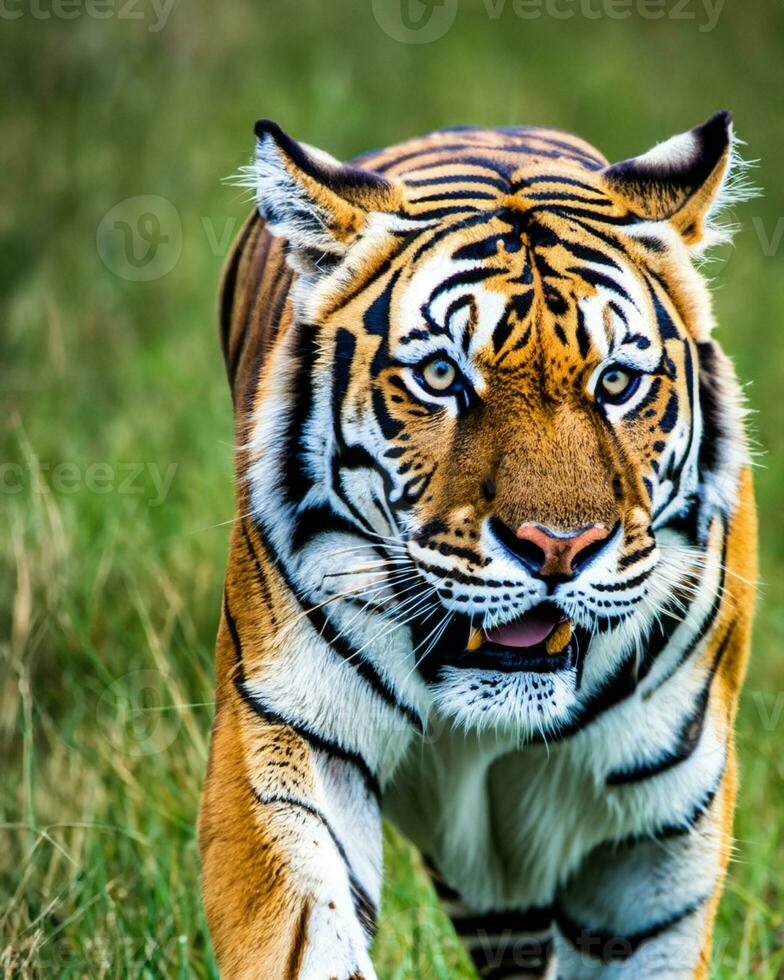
[243,116,747,735]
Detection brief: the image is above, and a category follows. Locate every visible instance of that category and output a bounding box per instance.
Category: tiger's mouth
[415,602,589,676]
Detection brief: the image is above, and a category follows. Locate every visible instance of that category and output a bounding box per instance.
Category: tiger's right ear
[599,111,753,251]
[246,120,403,273]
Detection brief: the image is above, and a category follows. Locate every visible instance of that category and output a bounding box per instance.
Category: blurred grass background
[1,0,783,976]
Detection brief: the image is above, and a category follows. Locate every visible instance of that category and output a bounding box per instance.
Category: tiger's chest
[383,646,726,912]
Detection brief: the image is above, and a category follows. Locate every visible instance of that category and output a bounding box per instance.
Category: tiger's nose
[512,522,611,579]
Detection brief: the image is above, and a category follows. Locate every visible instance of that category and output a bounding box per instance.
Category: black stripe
[452,906,554,937]
[291,503,367,553]
[696,339,732,488]
[493,292,534,355]
[374,143,500,173]
[574,304,591,359]
[618,541,655,571]
[606,620,736,785]
[399,467,435,506]
[427,265,499,304]
[556,897,707,962]
[223,592,382,801]
[530,203,639,227]
[636,234,667,253]
[501,127,606,165]
[236,682,382,802]
[626,376,661,421]
[280,322,319,504]
[660,390,680,433]
[240,519,278,626]
[452,234,504,262]
[625,332,651,351]
[568,265,631,299]
[220,214,260,372]
[324,232,418,322]
[406,172,508,191]
[514,174,608,194]
[249,787,378,940]
[372,385,404,439]
[592,567,652,592]
[350,878,378,941]
[561,239,622,271]
[636,606,682,683]
[401,153,515,179]
[526,190,613,208]
[411,189,498,203]
[244,519,424,730]
[653,335,696,517]
[645,275,680,341]
[411,211,495,263]
[265,262,294,343]
[405,205,486,221]
[228,232,276,394]
[367,277,404,390]
[328,327,390,538]
[375,138,602,176]
[645,522,727,692]
[524,631,650,746]
[609,300,628,325]
[612,767,724,847]
[223,590,244,668]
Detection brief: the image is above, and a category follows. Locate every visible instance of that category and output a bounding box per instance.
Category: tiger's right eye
[596,365,640,405]
[421,357,457,392]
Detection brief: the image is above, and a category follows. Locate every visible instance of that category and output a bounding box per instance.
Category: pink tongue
[483,607,565,648]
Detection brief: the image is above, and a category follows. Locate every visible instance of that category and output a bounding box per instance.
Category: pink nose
[515,523,610,579]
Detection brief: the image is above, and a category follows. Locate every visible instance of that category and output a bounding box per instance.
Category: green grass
[1,1,783,976]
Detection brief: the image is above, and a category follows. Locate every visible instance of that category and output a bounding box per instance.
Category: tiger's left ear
[600,111,747,249]
[246,120,404,274]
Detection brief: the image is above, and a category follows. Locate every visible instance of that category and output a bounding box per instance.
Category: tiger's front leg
[554,755,738,979]
[200,696,378,979]
[199,527,415,979]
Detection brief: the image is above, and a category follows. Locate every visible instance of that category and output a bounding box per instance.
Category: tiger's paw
[297,899,377,980]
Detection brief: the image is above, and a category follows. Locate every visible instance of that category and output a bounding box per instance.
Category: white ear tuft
[601,111,759,254]
[700,130,760,253]
[229,120,402,275]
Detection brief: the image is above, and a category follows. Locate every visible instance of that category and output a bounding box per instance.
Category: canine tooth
[545,621,572,655]
[467,628,483,651]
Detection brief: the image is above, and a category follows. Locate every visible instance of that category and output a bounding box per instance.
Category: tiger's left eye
[597,366,640,404]
[420,356,458,393]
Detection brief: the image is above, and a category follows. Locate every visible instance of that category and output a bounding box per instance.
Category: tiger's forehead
[387,210,669,374]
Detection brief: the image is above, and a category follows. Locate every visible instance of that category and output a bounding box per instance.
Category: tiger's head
[240,114,750,736]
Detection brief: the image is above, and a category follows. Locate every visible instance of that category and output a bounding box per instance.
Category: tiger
[198,111,757,979]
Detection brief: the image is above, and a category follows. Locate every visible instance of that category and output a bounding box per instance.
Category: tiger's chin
[414,607,589,737]
[430,666,580,736]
